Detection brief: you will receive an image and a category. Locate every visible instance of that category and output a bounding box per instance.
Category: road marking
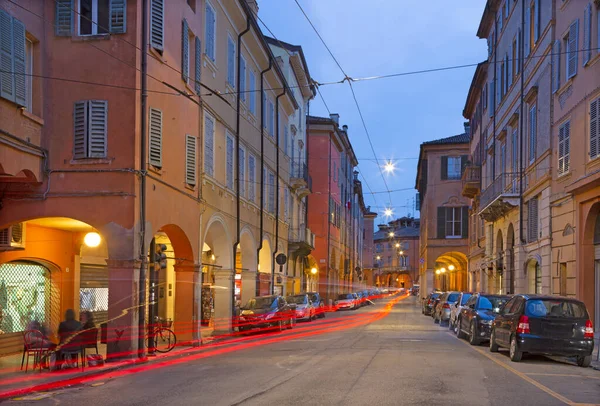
[525,373,600,381]
[451,333,574,405]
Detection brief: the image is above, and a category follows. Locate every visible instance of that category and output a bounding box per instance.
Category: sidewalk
[0,327,222,400]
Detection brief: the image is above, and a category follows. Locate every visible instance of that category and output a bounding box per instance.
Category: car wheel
[509,335,522,362]
[489,329,499,352]
[287,317,295,329]
[469,322,479,346]
[456,318,466,339]
[319,303,326,318]
[577,355,592,368]
[278,319,284,332]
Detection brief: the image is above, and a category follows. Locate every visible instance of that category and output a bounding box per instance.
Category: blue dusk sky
[258,0,487,224]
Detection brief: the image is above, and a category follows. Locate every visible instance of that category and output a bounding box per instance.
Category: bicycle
[146,317,177,353]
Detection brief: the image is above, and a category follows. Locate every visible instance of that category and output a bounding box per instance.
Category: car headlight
[479,319,492,325]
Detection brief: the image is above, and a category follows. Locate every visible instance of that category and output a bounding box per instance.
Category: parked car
[412,285,420,296]
[456,293,510,345]
[430,294,444,318]
[238,295,296,332]
[433,291,460,326]
[287,293,316,322]
[307,292,326,318]
[490,295,594,366]
[449,292,473,332]
[335,293,358,310]
[422,292,441,316]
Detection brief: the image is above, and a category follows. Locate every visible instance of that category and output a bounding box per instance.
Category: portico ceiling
[26,217,94,232]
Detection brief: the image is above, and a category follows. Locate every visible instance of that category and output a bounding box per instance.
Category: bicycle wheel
[154,328,176,353]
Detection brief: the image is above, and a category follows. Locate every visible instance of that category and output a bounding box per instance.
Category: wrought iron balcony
[479,173,520,222]
[288,225,315,256]
[461,164,481,199]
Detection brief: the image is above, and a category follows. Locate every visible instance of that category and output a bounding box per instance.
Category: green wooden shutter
[461,207,469,239]
[567,20,579,79]
[150,0,164,51]
[73,101,88,159]
[182,19,189,82]
[185,134,197,186]
[0,10,14,101]
[437,207,446,239]
[441,156,448,180]
[88,100,108,158]
[149,108,162,168]
[55,0,73,36]
[195,37,201,94]
[12,17,26,107]
[583,3,591,66]
[109,0,127,34]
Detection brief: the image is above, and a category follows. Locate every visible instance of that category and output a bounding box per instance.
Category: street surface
[7,295,600,406]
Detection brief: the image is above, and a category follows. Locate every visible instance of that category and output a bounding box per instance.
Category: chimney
[342,124,348,133]
[330,113,339,125]
[464,121,471,135]
[246,0,259,15]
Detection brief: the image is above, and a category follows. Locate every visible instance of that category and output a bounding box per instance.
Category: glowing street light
[435,269,441,275]
[376,255,381,261]
[395,243,400,248]
[389,232,394,238]
[84,232,101,248]
[448,264,456,271]
[383,208,393,218]
[399,250,404,256]
[441,267,446,273]
[310,267,318,275]
[383,160,396,174]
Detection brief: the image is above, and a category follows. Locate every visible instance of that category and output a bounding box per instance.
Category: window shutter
[240,57,246,101]
[441,156,448,180]
[88,100,108,158]
[73,101,88,159]
[568,20,579,79]
[226,134,234,190]
[204,116,214,176]
[195,37,201,94]
[12,17,26,106]
[55,0,73,36]
[182,19,189,82]
[583,3,591,66]
[524,6,531,58]
[461,206,469,239]
[507,46,512,87]
[534,0,540,43]
[262,91,267,128]
[149,108,162,168]
[205,5,215,61]
[239,147,245,197]
[150,0,164,51]
[249,71,256,113]
[0,10,14,102]
[558,124,565,175]
[564,121,570,173]
[248,154,255,202]
[516,29,521,74]
[185,134,197,186]
[437,207,446,239]
[227,37,235,87]
[552,40,560,93]
[590,97,599,159]
[528,197,539,242]
[109,0,127,34]
[284,125,289,156]
[529,106,536,162]
[489,80,495,117]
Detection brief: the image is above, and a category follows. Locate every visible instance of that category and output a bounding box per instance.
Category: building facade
[361,210,378,288]
[416,132,470,297]
[372,217,420,289]
[0,0,303,358]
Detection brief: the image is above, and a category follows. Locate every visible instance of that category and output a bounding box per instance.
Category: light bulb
[84,232,101,248]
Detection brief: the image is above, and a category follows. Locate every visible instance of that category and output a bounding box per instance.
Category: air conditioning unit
[0,223,26,250]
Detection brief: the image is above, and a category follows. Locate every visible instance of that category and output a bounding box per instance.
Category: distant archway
[496,230,504,294]
[506,224,515,294]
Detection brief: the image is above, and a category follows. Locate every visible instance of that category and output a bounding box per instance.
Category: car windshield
[478,296,509,312]
[309,294,318,303]
[288,295,308,305]
[245,297,277,310]
[431,293,441,299]
[525,299,588,318]
[337,294,353,300]
[447,293,460,303]
[460,294,472,305]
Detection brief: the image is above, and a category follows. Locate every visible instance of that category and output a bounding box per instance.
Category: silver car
[449,292,473,333]
[433,291,461,326]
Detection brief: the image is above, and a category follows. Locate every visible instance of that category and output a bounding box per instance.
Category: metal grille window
[79,264,109,325]
[0,262,53,334]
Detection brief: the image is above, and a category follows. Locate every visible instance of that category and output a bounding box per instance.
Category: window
[530,0,540,46]
[527,196,539,242]
[511,129,518,172]
[205,2,216,62]
[583,3,592,66]
[182,19,189,83]
[268,99,274,137]
[25,38,33,112]
[249,70,256,114]
[447,157,462,180]
[283,125,289,156]
[446,207,462,238]
[239,146,245,198]
[187,0,196,12]
[79,0,109,35]
[559,263,567,296]
[204,114,215,176]
[591,97,599,160]
[500,61,505,99]
[565,20,579,80]
[500,142,507,176]
[437,207,468,239]
[227,35,235,88]
[148,108,162,168]
[185,135,197,186]
[284,187,289,221]
[75,0,126,36]
[240,56,246,102]
[226,132,235,190]
[263,168,267,210]
[512,38,517,81]
[558,121,570,176]
[73,100,108,159]
[0,11,26,106]
[268,171,275,214]
[552,40,561,93]
[529,104,537,163]
[248,154,256,203]
[194,37,201,93]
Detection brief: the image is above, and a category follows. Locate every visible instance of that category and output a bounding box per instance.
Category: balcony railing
[290,161,311,196]
[461,164,481,199]
[291,161,309,183]
[479,172,520,221]
[288,225,315,251]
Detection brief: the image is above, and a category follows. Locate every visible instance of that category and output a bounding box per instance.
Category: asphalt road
[9,295,600,406]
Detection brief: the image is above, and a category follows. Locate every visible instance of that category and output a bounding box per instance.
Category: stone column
[241,270,257,306]
[213,268,234,335]
[106,259,141,361]
[174,263,202,346]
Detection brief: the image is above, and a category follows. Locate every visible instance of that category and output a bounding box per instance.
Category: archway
[506,224,515,294]
[582,203,600,330]
[526,257,542,294]
[258,236,272,296]
[496,230,504,294]
[434,252,468,291]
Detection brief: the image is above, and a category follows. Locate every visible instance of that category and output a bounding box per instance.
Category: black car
[490,295,594,366]
[238,295,296,332]
[456,293,511,345]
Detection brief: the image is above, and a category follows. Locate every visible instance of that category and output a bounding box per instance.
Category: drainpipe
[138,0,149,360]
[303,99,311,291]
[272,88,286,294]
[257,60,272,295]
[326,132,332,301]
[233,17,251,313]
[492,11,498,183]
[519,0,526,244]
